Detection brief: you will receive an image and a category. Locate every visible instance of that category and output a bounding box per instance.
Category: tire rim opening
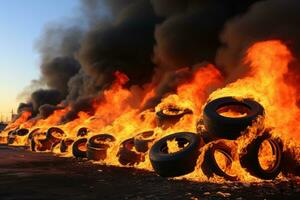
[78,143,87,151]
[161,138,189,154]
[214,149,235,176]
[217,103,251,118]
[52,131,64,139]
[258,139,277,171]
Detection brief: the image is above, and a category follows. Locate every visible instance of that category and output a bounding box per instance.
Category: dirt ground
[0,145,299,200]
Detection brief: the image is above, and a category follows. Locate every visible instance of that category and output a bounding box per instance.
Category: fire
[6,111,32,130]
[166,139,188,153]
[2,40,300,183]
[210,40,300,142]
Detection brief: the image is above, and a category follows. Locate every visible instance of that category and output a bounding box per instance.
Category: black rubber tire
[203,97,264,140]
[87,147,108,161]
[134,131,155,153]
[117,138,144,166]
[9,128,30,146]
[77,127,89,137]
[30,133,50,152]
[46,127,65,144]
[26,128,41,147]
[156,107,193,129]
[201,140,238,181]
[72,138,88,158]
[149,132,202,177]
[60,138,75,153]
[7,130,17,145]
[239,132,283,180]
[87,134,116,161]
[88,134,116,149]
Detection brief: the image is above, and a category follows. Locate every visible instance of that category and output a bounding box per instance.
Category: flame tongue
[2,40,300,182]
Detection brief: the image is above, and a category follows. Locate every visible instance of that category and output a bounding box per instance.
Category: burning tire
[30,132,50,152]
[201,140,238,181]
[149,132,202,177]
[72,138,88,158]
[134,130,155,153]
[46,127,65,144]
[77,127,89,137]
[12,128,30,146]
[203,97,264,140]
[87,134,116,161]
[156,106,192,129]
[117,138,144,166]
[239,132,283,180]
[60,138,75,153]
[27,128,41,147]
[7,130,17,145]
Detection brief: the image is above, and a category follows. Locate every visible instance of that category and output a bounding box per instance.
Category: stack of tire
[149,97,284,180]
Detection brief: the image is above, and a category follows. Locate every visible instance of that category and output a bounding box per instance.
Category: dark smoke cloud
[17,102,33,114]
[38,104,65,119]
[61,96,96,123]
[30,89,63,115]
[152,0,260,70]
[78,0,160,90]
[41,57,80,96]
[18,0,267,118]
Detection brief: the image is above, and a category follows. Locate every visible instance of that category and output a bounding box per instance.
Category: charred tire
[201,140,238,181]
[203,97,264,140]
[87,134,116,161]
[156,107,192,129]
[72,138,88,158]
[46,127,65,144]
[60,138,75,153]
[134,131,155,153]
[88,134,116,149]
[117,138,144,166]
[239,133,283,180]
[7,130,17,145]
[27,128,41,147]
[10,128,30,146]
[77,127,89,137]
[30,133,51,152]
[149,132,201,177]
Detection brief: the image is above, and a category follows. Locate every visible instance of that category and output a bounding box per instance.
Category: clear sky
[0,0,79,121]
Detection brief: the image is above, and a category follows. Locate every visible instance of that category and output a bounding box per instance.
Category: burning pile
[0,40,300,182]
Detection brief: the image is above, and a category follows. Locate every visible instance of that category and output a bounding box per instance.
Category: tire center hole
[214,149,235,176]
[161,138,189,154]
[258,140,276,171]
[52,131,64,138]
[217,104,251,118]
[78,143,87,151]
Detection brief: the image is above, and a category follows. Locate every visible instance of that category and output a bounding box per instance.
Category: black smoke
[22,0,295,121]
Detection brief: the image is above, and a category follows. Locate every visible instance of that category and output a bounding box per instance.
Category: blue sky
[0,0,79,119]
